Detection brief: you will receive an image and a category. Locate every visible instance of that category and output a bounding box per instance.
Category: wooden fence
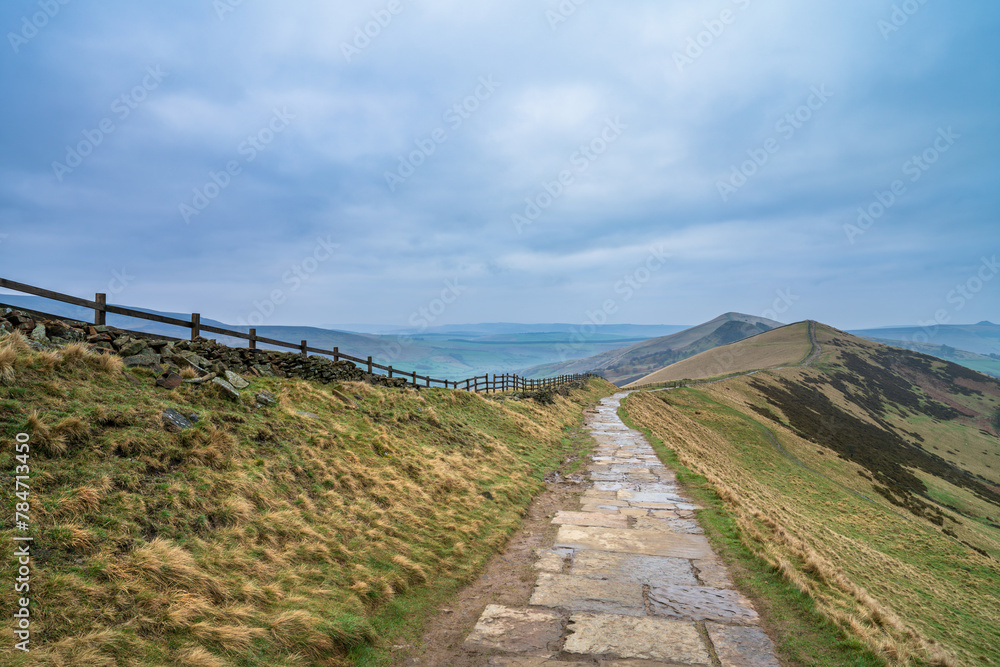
[0,277,596,393]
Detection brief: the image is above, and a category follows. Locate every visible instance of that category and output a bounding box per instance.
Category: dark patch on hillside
[747,403,782,423]
[802,342,988,425]
[748,377,1000,512]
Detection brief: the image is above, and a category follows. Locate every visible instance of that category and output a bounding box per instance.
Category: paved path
[462,392,780,666]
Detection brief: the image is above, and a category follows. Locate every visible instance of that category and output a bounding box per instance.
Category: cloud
[0,0,997,330]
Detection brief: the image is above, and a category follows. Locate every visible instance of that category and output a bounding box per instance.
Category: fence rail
[0,277,597,393]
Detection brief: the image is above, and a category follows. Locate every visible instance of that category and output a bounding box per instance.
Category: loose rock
[210,377,240,400]
[162,408,193,432]
[156,373,184,390]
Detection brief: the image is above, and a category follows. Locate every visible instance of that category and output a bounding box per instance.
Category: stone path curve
[462,392,781,666]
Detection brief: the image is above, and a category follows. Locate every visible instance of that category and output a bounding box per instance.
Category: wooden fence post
[367,356,373,374]
[249,328,257,350]
[300,340,308,357]
[191,313,200,341]
[94,293,106,326]
[333,346,339,361]
[388,366,394,378]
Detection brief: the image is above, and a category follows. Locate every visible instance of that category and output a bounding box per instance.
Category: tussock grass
[0,345,17,384]
[1,329,30,353]
[0,340,612,665]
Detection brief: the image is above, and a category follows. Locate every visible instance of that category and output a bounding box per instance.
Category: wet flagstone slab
[555,525,715,560]
[529,573,645,616]
[648,584,760,624]
[563,612,711,664]
[463,605,564,654]
[569,549,699,586]
[633,516,704,534]
[706,622,782,666]
[532,548,569,573]
[693,558,735,588]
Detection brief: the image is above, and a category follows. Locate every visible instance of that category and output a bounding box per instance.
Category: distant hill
[0,295,676,381]
[522,312,782,385]
[863,337,1000,379]
[627,321,814,386]
[622,324,1000,663]
[849,322,1000,355]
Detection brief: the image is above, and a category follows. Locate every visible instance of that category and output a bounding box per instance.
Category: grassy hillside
[628,320,814,386]
[622,324,1000,665]
[0,330,613,665]
[523,312,781,385]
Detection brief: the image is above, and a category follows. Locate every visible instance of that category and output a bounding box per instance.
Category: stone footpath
[462,392,780,666]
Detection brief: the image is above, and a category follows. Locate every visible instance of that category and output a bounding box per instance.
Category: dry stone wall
[0,306,410,389]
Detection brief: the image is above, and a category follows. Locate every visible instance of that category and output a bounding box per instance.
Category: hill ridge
[522,312,783,385]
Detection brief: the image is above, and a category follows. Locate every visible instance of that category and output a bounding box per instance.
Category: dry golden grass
[174,645,233,667]
[628,321,814,385]
[35,348,62,371]
[60,342,92,365]
[1,329,30,353]
[0,345,16,384]
[95,350,124,374]
[54,486,103,517]
[27,410,67,456]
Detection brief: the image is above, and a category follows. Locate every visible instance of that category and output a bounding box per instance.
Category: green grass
[618,401,885,667]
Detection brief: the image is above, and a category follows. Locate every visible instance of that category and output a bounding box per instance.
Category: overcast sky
[0,1,997,331]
